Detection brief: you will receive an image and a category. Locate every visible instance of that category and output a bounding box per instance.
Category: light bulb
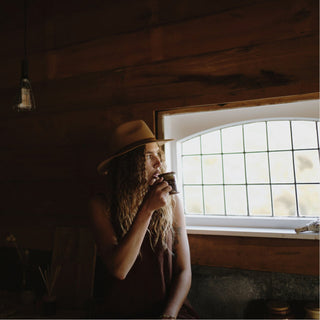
[13,60,36,112]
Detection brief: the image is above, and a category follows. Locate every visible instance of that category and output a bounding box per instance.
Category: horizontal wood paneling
[0,105,152,148]
[1,0,317,88]
[1,229,318,276]
[0,179,91,216]
[0,0,154,59]
[0,0,318,276]
[3,0,308,62]
[0,146,101,180]
[0,34,317,116]
[188,234,319,276]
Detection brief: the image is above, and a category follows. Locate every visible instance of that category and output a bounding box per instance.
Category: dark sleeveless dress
[96,231,198,319]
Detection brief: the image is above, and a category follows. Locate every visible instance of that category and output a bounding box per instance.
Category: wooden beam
[0,33,317,116]
[0,0,317,87]
[188,234,319,276]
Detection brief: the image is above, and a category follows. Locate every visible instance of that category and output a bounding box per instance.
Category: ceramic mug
[159,172,179,195]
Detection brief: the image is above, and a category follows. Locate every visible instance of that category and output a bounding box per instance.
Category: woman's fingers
[144,180,172,212]
[162,183,172,193]
[157,180,172,193]
[149,178,157,186]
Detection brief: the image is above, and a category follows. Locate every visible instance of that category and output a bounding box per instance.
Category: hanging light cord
[23,0,28,59]
[14,0,36,111]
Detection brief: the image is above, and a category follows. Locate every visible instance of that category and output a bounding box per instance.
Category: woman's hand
[142,178,172,213]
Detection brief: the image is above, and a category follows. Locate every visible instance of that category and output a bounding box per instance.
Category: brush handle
[295,220,320,233]
[294,226,308,233]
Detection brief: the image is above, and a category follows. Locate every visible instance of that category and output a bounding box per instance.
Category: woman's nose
[153,156,161,168]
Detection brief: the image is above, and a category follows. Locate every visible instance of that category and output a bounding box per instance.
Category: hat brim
[97,138,173,175]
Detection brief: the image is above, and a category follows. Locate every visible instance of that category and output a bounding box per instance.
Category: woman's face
[145,142,162,185]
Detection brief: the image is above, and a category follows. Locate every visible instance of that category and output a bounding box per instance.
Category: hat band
[112,137,157,157]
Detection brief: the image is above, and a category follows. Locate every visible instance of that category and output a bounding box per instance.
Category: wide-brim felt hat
[97,120,173,175]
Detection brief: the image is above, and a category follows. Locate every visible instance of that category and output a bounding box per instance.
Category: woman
[89,120,197,319]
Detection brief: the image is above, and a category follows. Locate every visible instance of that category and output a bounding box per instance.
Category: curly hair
[106,145,174,251]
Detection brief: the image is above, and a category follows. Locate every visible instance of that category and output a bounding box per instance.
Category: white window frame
[159,98,320,240]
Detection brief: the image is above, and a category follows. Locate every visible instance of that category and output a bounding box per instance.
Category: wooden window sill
[187,226,319,240]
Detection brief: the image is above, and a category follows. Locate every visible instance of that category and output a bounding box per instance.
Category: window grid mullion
[265,121,275,217]
[242,124,250,217]
[181,146,319,158]
[220,129,227,216]
[289,121,300,217]
[183,182,319,186]
[199,135,205,215]
[185,147,319,156]
[316,121,320,168]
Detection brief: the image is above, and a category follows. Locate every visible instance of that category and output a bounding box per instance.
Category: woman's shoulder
[89,193,110,215]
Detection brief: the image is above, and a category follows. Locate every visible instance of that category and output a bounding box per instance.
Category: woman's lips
[152,171,161,180]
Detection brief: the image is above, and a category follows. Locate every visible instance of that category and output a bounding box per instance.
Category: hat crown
[97,120,172,175]
[109,120,156,155]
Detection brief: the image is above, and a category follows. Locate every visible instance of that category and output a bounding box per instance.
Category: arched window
[181,119,319,218]
[160,99,320,238]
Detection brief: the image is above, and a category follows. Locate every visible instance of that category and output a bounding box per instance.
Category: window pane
[204,186,225,215]
[182,137,200,155]
[225,185,247,215]
[244,122,267,152]
[202,131,221,154]
[178,117,320,219]
[246,152,270,183]
[221,125,243,153]
[294,150,320,183]
[297,184,320,217]
[292,121,318,149]
[182,156,202,184]
[269,151,294,183]
[272,185,297,217]
[248,185,272,216]
[223,154,245,184]
[184,186,203,214]
[268,121,292,150]
[202,155,223,184]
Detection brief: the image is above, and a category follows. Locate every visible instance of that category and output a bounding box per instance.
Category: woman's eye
[146,153,161,162]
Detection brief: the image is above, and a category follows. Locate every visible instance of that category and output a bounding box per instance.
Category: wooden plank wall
[188,234,319,276]
[0,0,318,274]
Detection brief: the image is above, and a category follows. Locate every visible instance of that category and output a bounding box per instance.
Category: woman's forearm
[162,268,192,318]
[101,206,153,280]
[106,181,171,279]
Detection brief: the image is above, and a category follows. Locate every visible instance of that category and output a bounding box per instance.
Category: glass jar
[304,301,320,320]
[266,300,294,319]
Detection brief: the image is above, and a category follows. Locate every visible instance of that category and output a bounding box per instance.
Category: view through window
[181,120,320,217]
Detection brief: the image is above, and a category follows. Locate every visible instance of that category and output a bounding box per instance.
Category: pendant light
[13,0,36,112]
